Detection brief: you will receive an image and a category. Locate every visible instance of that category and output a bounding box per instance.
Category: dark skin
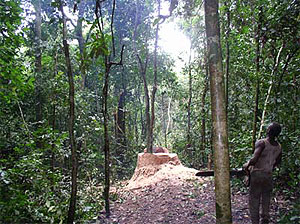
[244,125,282,174]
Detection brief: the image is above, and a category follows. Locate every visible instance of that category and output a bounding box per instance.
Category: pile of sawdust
[126,153,201,190]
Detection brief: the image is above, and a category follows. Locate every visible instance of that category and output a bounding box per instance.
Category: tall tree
[94,0,124,216]
[133,0,152,152]
[115,88,126,154]
[224,0,230,114]
[251,6,262,152]
[201,53,209,162]
[187,45,192,146]
[149,0,161,152]
[75,0,86,89]
[33,0,43,148]
[204,0,232,223]
[59,1,78,223]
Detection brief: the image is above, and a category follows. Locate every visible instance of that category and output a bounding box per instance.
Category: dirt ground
[96,159,289,224]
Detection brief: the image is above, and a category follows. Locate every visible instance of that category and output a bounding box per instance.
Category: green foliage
[0,0,33,103]
[88,32,111,59]
[0,0,299,222]
[0,127,69,223]
[278,201,300,224]
[229,131,253,168]
[275,130,300,196]
[219,0,300,212]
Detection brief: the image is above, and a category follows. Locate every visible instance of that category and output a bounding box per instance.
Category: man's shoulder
[256,138,266,143]
[255,139,266,147]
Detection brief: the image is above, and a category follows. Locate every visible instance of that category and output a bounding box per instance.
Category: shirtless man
[244,122,282,224]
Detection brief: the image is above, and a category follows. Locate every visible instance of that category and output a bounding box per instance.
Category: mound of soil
[96,152,289,224]
[126,153,198,190]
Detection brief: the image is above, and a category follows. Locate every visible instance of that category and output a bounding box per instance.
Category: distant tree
[187,45,192,147]
[94,0,124,216]
[251,6,262,152]
[32,0,43,138]
[59,1,78,222]
[75,0,87,89]
[132,0,152,152]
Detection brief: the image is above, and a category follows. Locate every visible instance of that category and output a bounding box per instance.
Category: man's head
[267,122,281,137]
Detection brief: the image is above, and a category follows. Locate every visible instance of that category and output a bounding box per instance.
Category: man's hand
[243,162,250,176]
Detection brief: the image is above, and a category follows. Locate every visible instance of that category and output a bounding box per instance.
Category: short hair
[267,122,281,137]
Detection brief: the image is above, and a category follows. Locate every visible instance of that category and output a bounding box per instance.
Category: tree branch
[111,0,116,57]
[17,101,31,138]
[109,45,125,66]
[276,47,299,92]
[95,0,103,34]
[258,42,285,139]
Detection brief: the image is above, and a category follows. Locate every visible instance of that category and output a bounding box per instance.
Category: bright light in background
[159,21,191,74]
[21,0,191,74]
[158,0,192,75]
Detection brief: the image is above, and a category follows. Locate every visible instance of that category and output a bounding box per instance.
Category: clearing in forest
[97,153,288,224]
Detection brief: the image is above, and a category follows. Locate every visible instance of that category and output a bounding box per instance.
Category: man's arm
[245,139,265,170]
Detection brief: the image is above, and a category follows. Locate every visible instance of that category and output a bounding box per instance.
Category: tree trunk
[116,91,126,143]
[76,0,86,89]
[252,8,262,152]
[51,51,58,191]
[187,46,192,146]
[252,79,260,152]
[208,128,213,170]
[224,0,230,115]
[149,0,160,152]
[204,0,232,223]
[95,1,123,216]
[59,1,78,223]
[142,70,151,152]
[33,0,42,148]
[166,95,172,148]
[200,63,209,159]
[115,89,126,158]
[133,0,152,152]
[51,102,56,191]
[135,106,139,144]
[136,85,142,144]
[161,93,167,147]
[103,65,111,217]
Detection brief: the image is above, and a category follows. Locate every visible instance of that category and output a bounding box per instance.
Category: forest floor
[96,162,291,224]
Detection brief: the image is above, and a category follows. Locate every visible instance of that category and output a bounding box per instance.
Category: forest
[0,0,299,223]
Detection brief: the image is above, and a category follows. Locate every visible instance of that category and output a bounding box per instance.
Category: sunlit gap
[159,22,191,74]
[158,2,191,77]
[21,0,192,76]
